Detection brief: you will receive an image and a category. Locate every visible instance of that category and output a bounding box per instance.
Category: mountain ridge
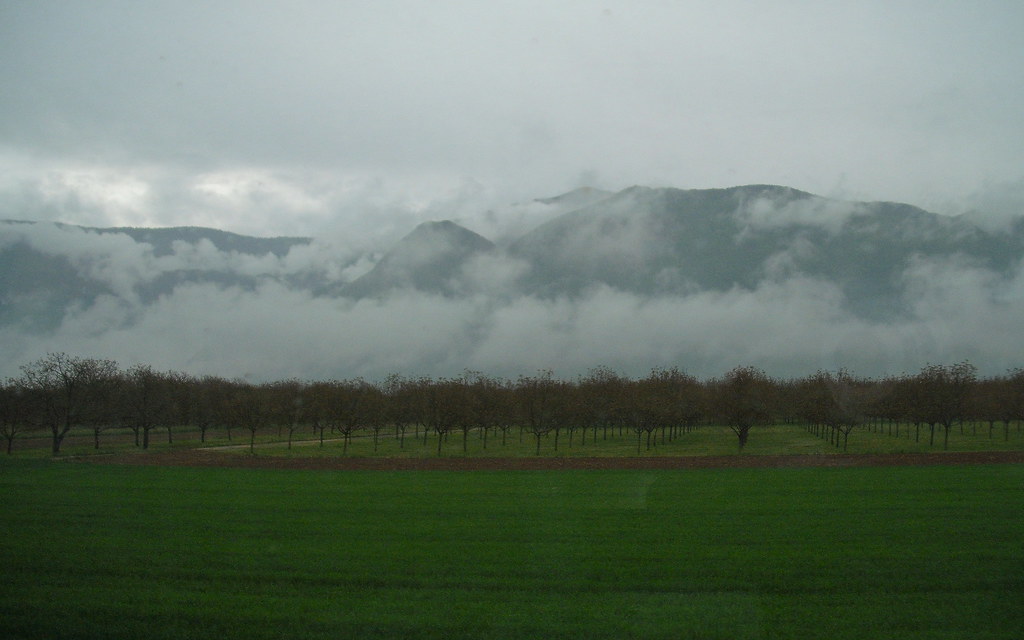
[3,184,1022,332]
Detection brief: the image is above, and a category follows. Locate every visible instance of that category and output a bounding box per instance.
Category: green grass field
[14,418,1020,461]
[2,459,1022,639]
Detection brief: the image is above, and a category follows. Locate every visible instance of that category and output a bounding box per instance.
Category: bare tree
[515,371,559,456]
[264,379,305,450]
[709,366,774,451]
[824,370,870,451]
[226,382,268,454]
[579,366,625,443]
[0,379,32,454]
[322,379,374,455]
[914,362,977,449]
[120,364,172,450]
[18,353,119,455]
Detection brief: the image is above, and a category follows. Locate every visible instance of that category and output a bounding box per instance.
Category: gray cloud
[4,265,1021,383]
[2,213,1022,383]
[3,1,1024,230]
[3,2,1024,381]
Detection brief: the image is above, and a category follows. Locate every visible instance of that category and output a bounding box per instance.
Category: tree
[120,364,172,450]
[19,353,119,455]
[579,366,625,443]
[709,366,773,451]
[0,379,32,454]
[914,362,977,449]
[515,371,558,456]
[464,372,504,450]
[227,382,268,454]
[641,367,701,446]
[821,370,870,451]
[359,383,387,453]
[382,374,414,449]
[321,379,373,455]
[264,379,304,450]
[421,378,462,455]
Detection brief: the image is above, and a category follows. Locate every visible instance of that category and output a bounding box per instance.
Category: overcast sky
[3,1,1024,381]
[2,0,1023,238]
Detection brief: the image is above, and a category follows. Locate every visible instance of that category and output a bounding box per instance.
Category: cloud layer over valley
[3,185,1022,382]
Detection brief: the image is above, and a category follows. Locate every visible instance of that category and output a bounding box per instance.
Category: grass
[9,419,1023,460]
[213,420,1024,460]
[1,459,1022,639]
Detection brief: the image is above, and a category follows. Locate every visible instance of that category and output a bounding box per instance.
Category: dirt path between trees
[78,449,1024,471]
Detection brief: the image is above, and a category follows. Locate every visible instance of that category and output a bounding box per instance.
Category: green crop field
[1,459,1022,639]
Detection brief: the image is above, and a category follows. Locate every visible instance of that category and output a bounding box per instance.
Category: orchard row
[3,353,1021,455]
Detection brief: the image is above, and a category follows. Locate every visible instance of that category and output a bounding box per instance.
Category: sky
[2,1,1024,239]
[2,1,1024,382]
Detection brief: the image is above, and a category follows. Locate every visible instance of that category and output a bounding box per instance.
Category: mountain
[534,186,614,208]
[3,184,1022,336]
[339,220,496,298]
[507,185,1023,318]
[0,220,315,332]
[93,224,310,257]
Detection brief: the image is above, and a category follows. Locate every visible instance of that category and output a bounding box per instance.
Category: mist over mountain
[2,184,1022,381]
[509,185,1024,319]
[339,220,496,298]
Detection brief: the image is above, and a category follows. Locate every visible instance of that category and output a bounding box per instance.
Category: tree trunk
[737,427,749,451]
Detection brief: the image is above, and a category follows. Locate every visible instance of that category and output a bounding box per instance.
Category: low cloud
[735,193,868,237]
[3,191,1023,383]
[3,250,1022,383]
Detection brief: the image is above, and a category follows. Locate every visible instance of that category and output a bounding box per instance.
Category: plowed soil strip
[78,450,1024,471]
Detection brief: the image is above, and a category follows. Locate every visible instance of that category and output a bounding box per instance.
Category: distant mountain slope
[70,223,310,256]
[340,220,496,298]
[3,184,1022,335]
[0,220,315,332]
[507,185,1023,318]
[534,186,614,208]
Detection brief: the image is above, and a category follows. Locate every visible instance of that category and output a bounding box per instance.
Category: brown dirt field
[78,449,1024,471]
